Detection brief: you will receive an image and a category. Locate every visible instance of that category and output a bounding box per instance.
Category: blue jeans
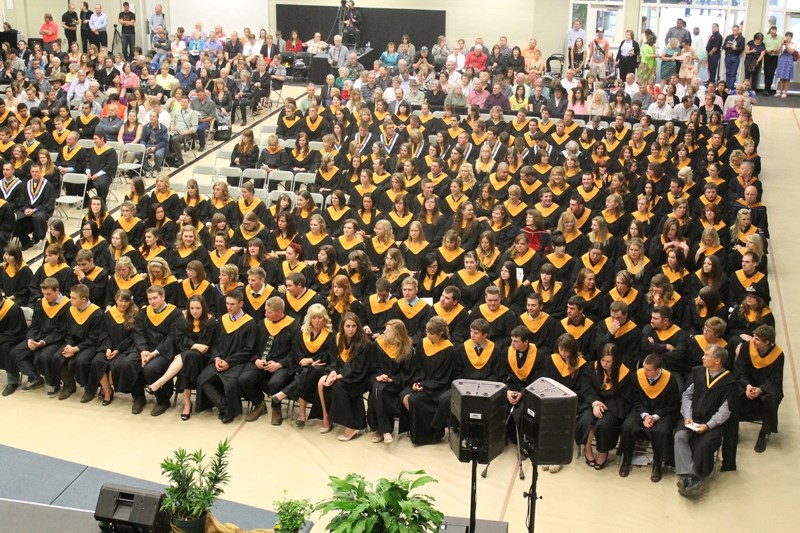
[708,53,720,83]
[197,121,210,149]
[725,54,741,89]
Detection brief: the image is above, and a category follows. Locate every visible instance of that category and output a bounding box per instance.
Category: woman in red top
[285,30,303,53]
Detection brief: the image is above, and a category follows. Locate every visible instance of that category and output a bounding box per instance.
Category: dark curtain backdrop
[276,3,445,61]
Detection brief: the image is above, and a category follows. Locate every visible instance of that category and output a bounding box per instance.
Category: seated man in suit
[14,163,56,250]
[674,345,736,497]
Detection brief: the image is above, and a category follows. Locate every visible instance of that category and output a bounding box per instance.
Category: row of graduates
[0,274,781,475]
[0,129,119,199]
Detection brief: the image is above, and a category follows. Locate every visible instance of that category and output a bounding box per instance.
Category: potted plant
[160,438,232,533]
[315,469,444,532]
[274,491,313,532]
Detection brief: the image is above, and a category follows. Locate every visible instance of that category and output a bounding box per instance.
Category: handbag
[792,50,799,62]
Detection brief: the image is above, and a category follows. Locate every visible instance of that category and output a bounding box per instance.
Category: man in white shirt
[671,96,698,121]
[567,18,587,49]
[446,44,465,71]
[305,32,329,55]
[560,69,579,93]
[445,60,462,86]
[646,93,672,121]
[623,73,639,98]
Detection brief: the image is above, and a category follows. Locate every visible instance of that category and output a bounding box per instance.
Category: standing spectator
[39,14,60,53]
[723,25,745,89]
[763,26,782,96]
[744,33,766,94]
[615,30,640,82]
[706,23,723,83]
[522,39,538,71]
[62,4,79,47]
[118,2,136,61]
[149,4,166,41]
[589,28,610,79]
[665,18,691,47]
[775,31,796,98]
[328,35,348,72]
[89,3,109,48]
[567,18,587,50]
[79,2,92,53]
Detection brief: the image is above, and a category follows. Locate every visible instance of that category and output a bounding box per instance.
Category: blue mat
[0,445,311,531]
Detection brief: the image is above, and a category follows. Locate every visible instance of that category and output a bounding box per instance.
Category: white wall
[166,0,269,39]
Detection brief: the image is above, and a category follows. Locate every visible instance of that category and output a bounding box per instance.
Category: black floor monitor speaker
[450,379,507,464]
[94,483,170,533]
[521,377,578,466]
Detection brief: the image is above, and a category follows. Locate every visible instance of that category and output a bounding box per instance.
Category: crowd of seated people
[0,16,784,501]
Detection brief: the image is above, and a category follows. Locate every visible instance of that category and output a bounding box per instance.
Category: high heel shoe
[338,430,360,442]
[181,402,192,421]
[102,391,114,406]
[319,423,334,434]
[144,385,156,395]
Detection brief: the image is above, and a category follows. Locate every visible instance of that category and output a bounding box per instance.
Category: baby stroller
[544,54,566,83]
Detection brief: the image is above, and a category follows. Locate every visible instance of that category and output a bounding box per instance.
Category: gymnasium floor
[1,87,797,532]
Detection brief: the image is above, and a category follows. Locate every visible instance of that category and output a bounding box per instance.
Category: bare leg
[149,355,183,391]
[317,376,330,428]
[402,393,411,411]
[182,390,192,415]
[297,398,307,421]
[99,374,112,401]
[584,433,596,462]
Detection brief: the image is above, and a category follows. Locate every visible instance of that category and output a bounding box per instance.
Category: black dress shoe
[619,463,631,477]
[650,464,663,483]
[2,383,19,396]
[151,402,170,416]
[220,412,235,424]
[754,432,768,453]
[131,397,146,414]
[181,402,193,421]
[102,391,114,406]
[21,376,45,391]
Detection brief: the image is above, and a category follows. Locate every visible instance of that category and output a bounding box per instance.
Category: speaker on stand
[518,377,578,533]
[450,379,507,533]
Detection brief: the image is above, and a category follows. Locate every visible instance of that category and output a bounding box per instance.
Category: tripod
[325,1,347,46]
[110,24,123,56]
[520,442,542,533]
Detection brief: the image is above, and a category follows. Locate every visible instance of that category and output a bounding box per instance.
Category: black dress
[175,315,220,392]
[575,363,632,454]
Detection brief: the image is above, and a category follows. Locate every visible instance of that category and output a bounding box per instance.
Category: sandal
[584,455,596,468]
[372,432,382,443]
[296,418,306,428]
[181,402,193,421]
[144,385,155,395]
[383,433,393,444]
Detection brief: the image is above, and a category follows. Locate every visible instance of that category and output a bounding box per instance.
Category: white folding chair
[172,181,187,194]
[282,139,296,150]
[191,165,217,186]
[309,141,324,152]
[117,143,147,179]
[228,186,241,199]
[242,168,268,188]
[78,139,95,150]
[254,188,269,202]
[268,169,294,191]
[310,193,324,208]
[292,172,316,191]
[55,173,88,219]
[216,167,243,187]
[216,150,233,167]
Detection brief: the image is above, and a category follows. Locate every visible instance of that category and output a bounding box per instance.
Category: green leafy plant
[160,438,232,520]
[315,469,444,533]
[274,491,313,532]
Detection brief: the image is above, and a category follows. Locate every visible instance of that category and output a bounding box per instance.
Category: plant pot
[172,514,206,533]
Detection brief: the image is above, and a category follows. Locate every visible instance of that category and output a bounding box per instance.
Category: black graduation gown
[432,302,470,345]
[1,262,33,306]
[325,336,374,430]
[449,270,490,310]
[368,336,418,434]
[576,363,632,453]
[469,304,521,347]
[284,328,336,407]
[519,312,559,356]
[403,338,457,445]
[195,313,256,417]
[92,306,136,392]
[388,299,433,344]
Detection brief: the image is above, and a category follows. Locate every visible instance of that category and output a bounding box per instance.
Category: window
[571,1,625,44]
